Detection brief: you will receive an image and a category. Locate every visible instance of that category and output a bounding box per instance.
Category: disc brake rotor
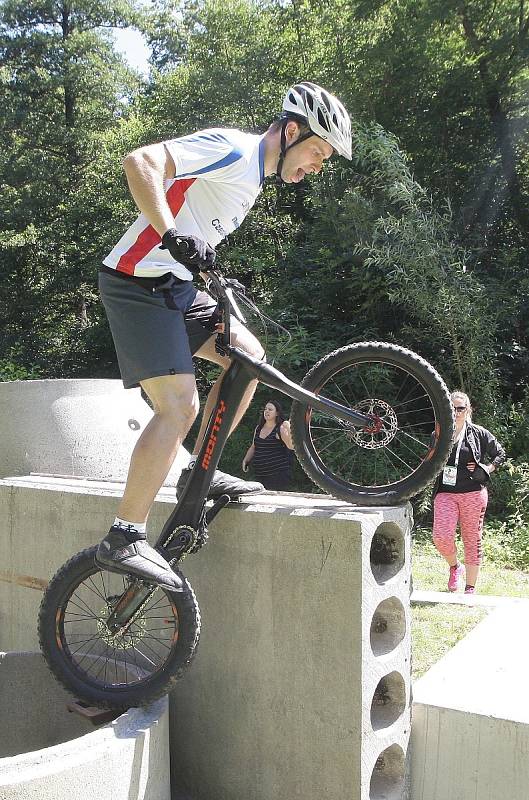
[97,602,147,650]
[344,399,398,449]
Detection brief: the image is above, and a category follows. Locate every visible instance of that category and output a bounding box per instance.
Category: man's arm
[122,143,176,235]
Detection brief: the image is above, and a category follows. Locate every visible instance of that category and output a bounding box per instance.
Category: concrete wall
[0,652,170,800]
[0,477,412,800]
[168,495,412,800]
[0,379,188,484]
[411,604,529,800]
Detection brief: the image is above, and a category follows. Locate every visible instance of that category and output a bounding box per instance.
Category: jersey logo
[212,218,227,237]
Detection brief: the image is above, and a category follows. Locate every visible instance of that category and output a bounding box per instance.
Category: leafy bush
[482,460,529,570]
[0,360,39,381]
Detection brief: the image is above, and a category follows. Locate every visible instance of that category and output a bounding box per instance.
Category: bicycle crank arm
[232,349,373,427]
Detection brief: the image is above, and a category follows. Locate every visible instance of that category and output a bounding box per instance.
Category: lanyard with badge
[442,423,466,486]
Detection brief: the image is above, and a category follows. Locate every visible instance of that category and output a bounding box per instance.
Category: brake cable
[224,279,293,366]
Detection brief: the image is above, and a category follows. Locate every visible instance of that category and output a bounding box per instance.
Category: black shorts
[99,268,220,389]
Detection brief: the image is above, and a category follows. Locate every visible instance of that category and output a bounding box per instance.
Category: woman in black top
[432,391,506,594]
[242,400,294,490]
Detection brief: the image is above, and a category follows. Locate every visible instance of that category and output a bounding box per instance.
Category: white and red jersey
[103,128,266,279]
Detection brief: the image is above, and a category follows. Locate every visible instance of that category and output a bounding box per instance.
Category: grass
[410,532,529,680]
[412,535,529,597]
[411,604,487,679]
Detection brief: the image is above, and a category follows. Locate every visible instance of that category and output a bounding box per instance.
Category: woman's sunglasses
[453,406,467,413]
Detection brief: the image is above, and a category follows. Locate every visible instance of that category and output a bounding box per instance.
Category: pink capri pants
[432,488,488,566]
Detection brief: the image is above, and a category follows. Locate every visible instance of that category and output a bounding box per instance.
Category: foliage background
[1,0,528,560]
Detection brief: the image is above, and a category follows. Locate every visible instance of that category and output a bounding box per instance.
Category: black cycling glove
[160,229,216,274]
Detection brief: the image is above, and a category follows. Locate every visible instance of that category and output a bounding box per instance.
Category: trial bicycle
[38,268,454,709]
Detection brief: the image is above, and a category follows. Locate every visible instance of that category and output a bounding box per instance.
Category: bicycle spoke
[56,565,182,690]
[138,634,172,657]
[66,594,104,619]
[85,575,109,604]
[328,377,356,408]
[313,431,345,456]
[309,424,346,433]
[381,444,414,472]
[395,428,430,450]
[392,393,431,410]
[128,644,159,669]
[398,420,435,430]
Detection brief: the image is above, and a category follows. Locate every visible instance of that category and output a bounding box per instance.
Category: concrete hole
[370,671,406,731]
[0,652,169,798]
[369,743,405,800]
[370,597,406,657]
[370,523,405,584]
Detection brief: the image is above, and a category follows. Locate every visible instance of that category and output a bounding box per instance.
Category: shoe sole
[94,555,184,593]
[208,488,264,499]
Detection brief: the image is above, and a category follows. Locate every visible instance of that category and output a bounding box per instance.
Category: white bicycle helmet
[282,82,352,160]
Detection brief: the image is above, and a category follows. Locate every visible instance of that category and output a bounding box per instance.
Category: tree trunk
[459,7,529,241]
[61,3,75,129]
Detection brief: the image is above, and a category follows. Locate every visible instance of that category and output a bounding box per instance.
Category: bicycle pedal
[205,493,231,524]
[67,700,121,725]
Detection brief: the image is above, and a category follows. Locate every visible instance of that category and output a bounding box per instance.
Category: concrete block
[0,480,411,800]
[0,379,188,484]
[0,651,169,800]
[167,495,412,800]
[411,605,529,800]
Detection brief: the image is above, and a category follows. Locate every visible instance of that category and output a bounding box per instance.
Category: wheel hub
[345,399,398,449]
[97,604,147,649]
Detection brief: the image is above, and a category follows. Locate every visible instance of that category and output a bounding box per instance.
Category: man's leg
[97,373,199,590]
[118,373,199,521]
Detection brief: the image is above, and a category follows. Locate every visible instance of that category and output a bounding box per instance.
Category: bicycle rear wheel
[290,342,454,505]
[38,546,200,709]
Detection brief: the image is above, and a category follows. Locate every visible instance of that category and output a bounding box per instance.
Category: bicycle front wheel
[290,342,454,505]
[38,546,200,709]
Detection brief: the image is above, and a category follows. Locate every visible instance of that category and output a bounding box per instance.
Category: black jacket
[433,422,506,497]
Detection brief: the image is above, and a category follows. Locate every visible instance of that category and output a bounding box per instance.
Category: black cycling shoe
[176,466,264,499]
[95,526,183,593]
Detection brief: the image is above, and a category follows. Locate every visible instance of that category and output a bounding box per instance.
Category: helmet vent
[289,92,297,105]
[317,107,329,130]
[321,92,332,112]
[306,93,314,111]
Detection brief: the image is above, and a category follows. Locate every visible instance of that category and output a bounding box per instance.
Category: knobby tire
[38,546,201,709]
[290,342,453,505]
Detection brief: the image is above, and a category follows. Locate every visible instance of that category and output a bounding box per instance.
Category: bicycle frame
[156,270,372,548]
[105,270,373,631]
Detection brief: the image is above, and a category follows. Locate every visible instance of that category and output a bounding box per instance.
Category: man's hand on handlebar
[160,228,216,274]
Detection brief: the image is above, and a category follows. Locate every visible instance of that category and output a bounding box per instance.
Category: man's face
[281,126,334,184]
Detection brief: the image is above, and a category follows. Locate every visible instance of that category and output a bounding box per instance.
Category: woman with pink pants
[432,391,505,594]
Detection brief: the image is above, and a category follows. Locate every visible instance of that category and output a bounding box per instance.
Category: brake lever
[225,278,246,293]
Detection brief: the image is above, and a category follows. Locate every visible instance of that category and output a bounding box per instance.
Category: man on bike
[96,82,353,590]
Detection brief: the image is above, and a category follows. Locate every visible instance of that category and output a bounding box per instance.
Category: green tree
[0,0,143,375]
